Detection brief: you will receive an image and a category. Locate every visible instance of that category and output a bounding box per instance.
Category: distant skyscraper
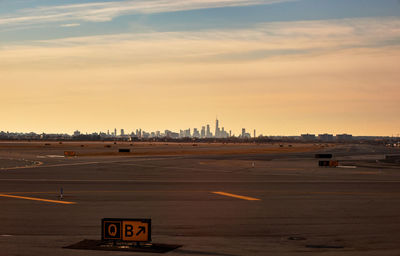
[242,128,246,138]
[206,124,211,138]
[135,129,142,138]
[114,128,117,137]
[120,129,125,136]
[215,119,219,138]
[201,126,205,138]
[254,129,256,138]
[193,128,200,138]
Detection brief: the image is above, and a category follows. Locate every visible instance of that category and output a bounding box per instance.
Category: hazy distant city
[1,118,399,145]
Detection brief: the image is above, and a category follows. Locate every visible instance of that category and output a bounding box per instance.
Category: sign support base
[64,239,182,253]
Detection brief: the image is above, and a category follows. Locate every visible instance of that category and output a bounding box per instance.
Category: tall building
[193,128,200,138]
[114,128,117,137]
[206,124,211,138]
[254,129,256,138]
[242,128,246,138]
[215,119,220,138]
[180,128,191,138]
[220,127,228,138]
[136,129,142,138]
[201,126,206,138]
[120,129,125,136]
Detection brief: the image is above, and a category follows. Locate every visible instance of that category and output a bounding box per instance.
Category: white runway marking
[1,156,184,170]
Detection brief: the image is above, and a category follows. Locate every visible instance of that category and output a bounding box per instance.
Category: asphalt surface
[1,142,400,256]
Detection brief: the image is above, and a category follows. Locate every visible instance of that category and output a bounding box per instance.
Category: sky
[1,0,400,136]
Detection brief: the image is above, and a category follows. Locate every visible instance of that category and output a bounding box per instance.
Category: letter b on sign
[125,224,134,237]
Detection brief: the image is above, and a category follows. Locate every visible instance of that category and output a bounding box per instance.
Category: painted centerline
[0,194,76,204]
[212,191,260,201]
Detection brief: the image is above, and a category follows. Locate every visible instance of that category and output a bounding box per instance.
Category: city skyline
[1,115,376,139]
[2,116,400,142]
[1,116,397,137]
[0,116,397,137]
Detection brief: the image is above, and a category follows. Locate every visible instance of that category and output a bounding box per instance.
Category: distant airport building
[318,133,334,142]
[301,133,316,141]
[336,134,353,142]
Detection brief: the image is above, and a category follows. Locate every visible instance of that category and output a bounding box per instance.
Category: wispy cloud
[0,0,296,27]
[2,16,396,65]
[60,23,80,27]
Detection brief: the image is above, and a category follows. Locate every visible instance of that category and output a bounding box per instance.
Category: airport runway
[1,142,400,255]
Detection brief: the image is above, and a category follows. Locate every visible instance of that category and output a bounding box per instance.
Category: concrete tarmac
[0,142,400,256]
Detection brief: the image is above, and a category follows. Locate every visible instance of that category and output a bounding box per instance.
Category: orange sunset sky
[1,0,399,136]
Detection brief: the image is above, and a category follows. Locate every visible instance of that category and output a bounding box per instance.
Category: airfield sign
[102,218,151,242]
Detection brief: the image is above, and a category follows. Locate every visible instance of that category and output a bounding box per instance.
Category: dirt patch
[77,145,321,157]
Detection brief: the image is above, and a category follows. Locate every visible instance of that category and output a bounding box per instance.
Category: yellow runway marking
[0,194,76,204]
[212,191,260,201]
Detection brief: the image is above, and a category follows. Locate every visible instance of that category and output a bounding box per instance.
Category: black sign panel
[103,220,122,240]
